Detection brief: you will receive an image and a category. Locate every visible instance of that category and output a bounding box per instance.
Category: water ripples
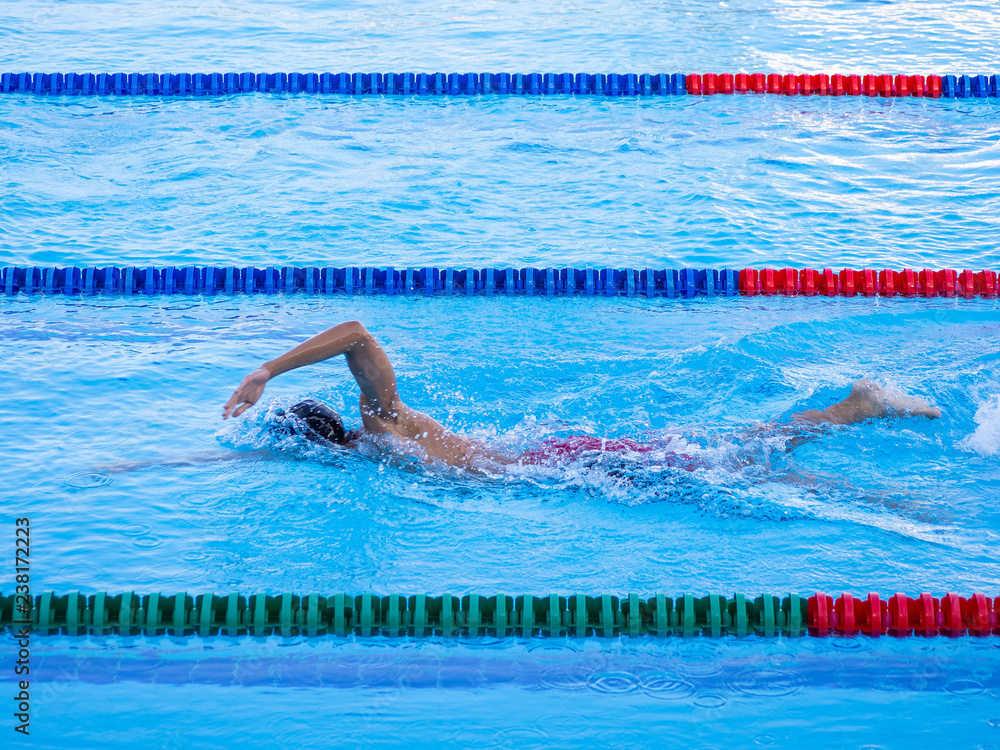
[640,673,699,701]
[945,679,985,696]
[5,1,1000,73]
[2,95,997,270]
[692,693,728,709]
[539,664,595,691]
[4,2,1000,744]
[64,471,114,489]
[6,297,1000,597]
[586,671,642,693]
[727,668,807,698]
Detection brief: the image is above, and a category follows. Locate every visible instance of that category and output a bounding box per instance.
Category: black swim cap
[279,399,349,445]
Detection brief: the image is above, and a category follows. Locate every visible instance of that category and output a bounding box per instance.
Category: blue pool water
[8,296,1000,593]
[3,92,1000,271]
[3,0,1000,747]
[4,297,1000,746]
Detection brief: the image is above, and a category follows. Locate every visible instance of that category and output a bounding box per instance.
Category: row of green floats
[0,591,812,638]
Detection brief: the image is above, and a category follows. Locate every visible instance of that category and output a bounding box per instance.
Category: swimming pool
[3,0,1000,747]
[4,295,1000,745]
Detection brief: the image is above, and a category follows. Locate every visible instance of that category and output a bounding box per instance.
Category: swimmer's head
[277,399,350,446]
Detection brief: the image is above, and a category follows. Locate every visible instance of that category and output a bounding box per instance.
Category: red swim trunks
[520,435,703,471]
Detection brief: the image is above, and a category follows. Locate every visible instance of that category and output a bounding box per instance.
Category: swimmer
[222,320,941,470]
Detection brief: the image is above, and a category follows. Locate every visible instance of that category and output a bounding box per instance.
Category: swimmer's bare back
[223,320,503,468]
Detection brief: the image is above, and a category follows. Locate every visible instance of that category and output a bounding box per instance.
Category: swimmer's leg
[791,378,941,427]
[751,379,941,452]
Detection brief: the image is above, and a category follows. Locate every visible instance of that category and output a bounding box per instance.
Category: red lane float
[806,592,1000,637]
[688,72,950,97]
[736,268,997,297]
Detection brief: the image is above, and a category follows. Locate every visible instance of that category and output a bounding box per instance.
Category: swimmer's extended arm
[222,321,400,419]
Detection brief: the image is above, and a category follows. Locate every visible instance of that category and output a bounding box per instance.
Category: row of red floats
[739,268,998,298]
[688,73,945,97]
[806,592,999,636]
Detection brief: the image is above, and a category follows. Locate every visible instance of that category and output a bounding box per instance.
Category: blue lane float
[0,265,738,298]
[1,71,690,97]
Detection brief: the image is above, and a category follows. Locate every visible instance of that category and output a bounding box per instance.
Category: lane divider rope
[2,71,999,99]
[3,590,997,638]
[2,265,998,298]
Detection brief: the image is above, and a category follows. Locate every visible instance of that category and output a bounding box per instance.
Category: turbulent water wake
[959,394,1000,457]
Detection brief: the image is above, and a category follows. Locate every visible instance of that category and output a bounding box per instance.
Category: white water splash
[958,395,1000,457]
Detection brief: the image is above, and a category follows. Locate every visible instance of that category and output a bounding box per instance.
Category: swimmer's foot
[846,378,942,421]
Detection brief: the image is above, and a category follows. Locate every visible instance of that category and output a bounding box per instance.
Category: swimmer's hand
[223,366,271,419]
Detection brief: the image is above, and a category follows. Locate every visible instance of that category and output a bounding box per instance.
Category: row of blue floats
[2,71,689,97]
[1,265,739,298]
